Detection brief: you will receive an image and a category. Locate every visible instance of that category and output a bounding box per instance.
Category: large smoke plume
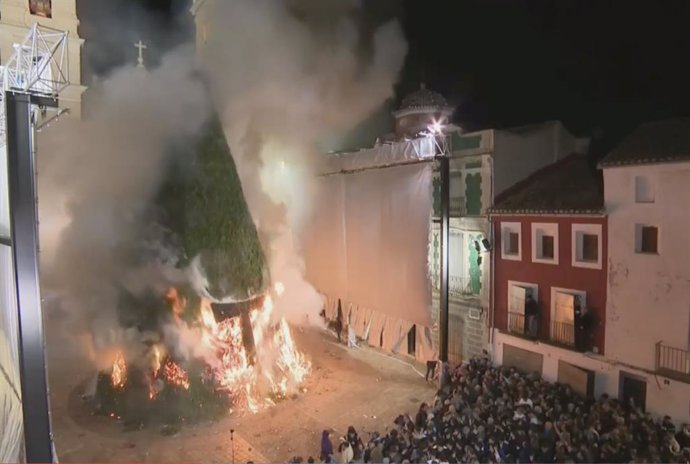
[199,0,407,324]
[38,46,209,368]
[37,0,406,370]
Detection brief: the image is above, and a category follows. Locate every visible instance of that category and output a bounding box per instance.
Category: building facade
[489,154,609,397]
[429,121,587,364]
[599,119,690,422]
[0,0,86,117]
[488,120,690,424]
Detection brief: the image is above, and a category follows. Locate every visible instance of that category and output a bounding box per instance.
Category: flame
[108,281,310,414]
[198,283,311,411]
[152,345,162,377]
[163,359,190,390]
[275,318,310,385]
[111,351,126,388]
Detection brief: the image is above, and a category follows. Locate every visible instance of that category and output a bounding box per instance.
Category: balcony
[450,197,466,217]
[549,320,575,348]
[502,314,586,353]
[449,275,481,298]
[508,311,526,335]
[656,342,690,382]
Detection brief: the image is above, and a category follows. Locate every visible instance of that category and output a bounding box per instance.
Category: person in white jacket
[338,438,354,463]
[347,324,357,348]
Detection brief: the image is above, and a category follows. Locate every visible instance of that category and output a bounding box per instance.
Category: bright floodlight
[428,120,444,135]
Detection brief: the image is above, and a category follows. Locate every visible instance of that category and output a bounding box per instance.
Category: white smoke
[199,0,407,325]
[37,45,209,366]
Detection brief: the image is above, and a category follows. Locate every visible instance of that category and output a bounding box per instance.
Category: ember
[163,359,190,390]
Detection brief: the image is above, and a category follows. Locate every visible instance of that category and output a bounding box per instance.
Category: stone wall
[432,293,488,365]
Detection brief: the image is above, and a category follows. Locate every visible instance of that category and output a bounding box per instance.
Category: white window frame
[634,175,655,203]
[571,223,602,270]
[507,281,539,314]
[531,222,559,265]
[501,222,522,261]
[635,224,660,255]
[550,287,587,338]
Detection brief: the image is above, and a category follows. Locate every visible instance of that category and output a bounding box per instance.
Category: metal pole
[6,91,55,463]
[438,153,450,387]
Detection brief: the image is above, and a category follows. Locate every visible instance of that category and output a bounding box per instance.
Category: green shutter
[432,231,440,290]
[465,173,482,215]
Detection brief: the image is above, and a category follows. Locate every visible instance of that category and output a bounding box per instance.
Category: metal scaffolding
[1,23,71,463]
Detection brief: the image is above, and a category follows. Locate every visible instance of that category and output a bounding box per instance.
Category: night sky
[84,0,690,158]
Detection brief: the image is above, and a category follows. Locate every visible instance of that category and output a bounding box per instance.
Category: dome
[399,83,449,111]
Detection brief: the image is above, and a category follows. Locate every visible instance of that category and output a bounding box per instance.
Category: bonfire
[95,282,310,425]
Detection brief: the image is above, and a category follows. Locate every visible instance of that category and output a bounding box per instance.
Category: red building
[488,154,607,394]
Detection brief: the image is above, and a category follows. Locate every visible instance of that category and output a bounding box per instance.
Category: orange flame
[198,285,311,411]
[152,345,162,377]
[163,359,190,390]
[109,281,310,413]
[111,351,127,388]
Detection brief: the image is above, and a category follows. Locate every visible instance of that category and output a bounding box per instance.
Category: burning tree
[94,114,310,427]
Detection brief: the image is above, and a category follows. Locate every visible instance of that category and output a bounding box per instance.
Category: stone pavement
[47,326,434,462]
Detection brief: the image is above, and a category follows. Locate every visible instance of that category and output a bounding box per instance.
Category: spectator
[320,430,333,462]
[338,438,353,463]
[330,354,690,464]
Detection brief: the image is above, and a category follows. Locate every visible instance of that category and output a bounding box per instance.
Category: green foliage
[157,114,268,301]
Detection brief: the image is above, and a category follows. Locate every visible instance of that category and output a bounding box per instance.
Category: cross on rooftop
[134,40,147,68]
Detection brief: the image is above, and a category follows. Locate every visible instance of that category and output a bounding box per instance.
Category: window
[550,288,586,348]
[635,225,658,254]
[29,0,51,18]
[507,281,538,334]
[508,233,519,254]
[635,175,655,203]
[542,236,554,259]
[572,224,603,269]
[532,223,559,264]
[501,222,521,261]
[581,234,598,262]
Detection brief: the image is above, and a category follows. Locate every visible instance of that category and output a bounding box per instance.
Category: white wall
[604,162,690,371]
[492,121,579,198]
[493,330,616,398]
[493,330,690,424]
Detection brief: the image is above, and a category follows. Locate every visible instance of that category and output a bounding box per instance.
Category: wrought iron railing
[508,311,525,335]
[656,342,690,378]
[449,275,480,297]
[550,320,575,347]
[449,197,466,216]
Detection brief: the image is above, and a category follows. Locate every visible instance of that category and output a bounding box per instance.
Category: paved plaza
[46,322,434,462]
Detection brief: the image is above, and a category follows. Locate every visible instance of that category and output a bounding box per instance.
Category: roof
[489,155,604,215]
[399,83,448,111]
[599,118,690,168]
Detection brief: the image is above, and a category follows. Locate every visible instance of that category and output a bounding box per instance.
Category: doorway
[620,371,647,411]
[407,325,416,356]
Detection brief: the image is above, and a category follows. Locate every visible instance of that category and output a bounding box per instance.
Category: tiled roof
[489,155,604,215]
[599,118,690,167]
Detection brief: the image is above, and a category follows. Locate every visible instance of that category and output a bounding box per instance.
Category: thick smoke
[199,0,407,325]
[38,46,209,368]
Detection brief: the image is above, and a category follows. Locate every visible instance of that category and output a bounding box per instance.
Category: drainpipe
[487,156,496,354]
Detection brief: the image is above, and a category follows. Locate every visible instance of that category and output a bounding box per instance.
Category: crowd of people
[294,354,690,463]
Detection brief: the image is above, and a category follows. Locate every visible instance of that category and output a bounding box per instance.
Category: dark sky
[399,0,690,155]
[83,0,690,156]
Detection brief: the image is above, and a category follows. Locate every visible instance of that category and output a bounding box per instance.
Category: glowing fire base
[95,285,310,427]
